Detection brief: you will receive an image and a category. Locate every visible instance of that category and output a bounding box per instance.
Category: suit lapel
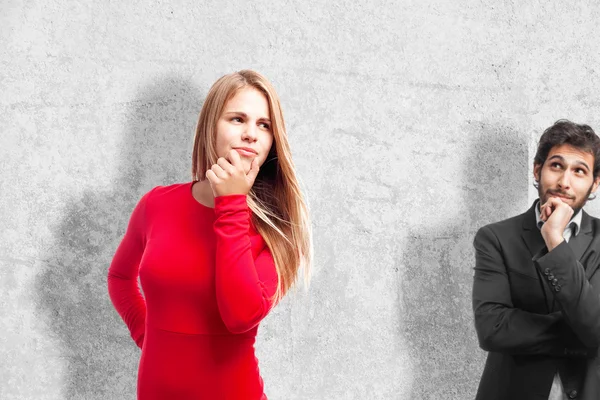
[571,211,599,280]
[521,201,554,312]
[569,210,593,261]
[521,202,546,258]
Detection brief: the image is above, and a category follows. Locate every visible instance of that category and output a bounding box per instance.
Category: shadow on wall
[35,77,203,399]
[400,122,529,400]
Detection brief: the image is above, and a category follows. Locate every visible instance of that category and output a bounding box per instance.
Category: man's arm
[536,197,600,347]
[534,241,600,347]
[473,225,593,357]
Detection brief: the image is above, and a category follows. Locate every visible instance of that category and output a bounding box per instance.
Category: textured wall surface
[3,1,600,399]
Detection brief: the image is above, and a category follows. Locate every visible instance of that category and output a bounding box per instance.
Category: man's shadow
[35,77,203,399]
[400,122,530,399]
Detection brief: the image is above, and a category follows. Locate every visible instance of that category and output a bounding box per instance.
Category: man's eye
[551,163,562,169]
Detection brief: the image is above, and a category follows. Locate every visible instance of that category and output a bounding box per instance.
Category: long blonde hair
[192,70,312,303]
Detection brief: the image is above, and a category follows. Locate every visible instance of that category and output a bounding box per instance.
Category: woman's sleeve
[213,194,279,334]
[107,191,150,348]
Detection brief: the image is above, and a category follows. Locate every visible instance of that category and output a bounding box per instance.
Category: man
[473,120,600,400]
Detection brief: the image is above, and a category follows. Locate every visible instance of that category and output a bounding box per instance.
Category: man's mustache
[546,189,575,200]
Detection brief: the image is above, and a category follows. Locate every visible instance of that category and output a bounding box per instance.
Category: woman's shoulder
[140,182,194,206]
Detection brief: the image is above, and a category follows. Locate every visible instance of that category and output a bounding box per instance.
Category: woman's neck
[192,179,215,208]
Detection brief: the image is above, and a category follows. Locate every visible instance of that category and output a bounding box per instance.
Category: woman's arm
[107,191,151,348]
[213,194,279,334]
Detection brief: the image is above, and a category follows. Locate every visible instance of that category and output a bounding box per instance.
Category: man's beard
[538,183,594,215]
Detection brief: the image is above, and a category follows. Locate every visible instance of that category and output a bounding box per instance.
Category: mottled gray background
[3,1,600,399]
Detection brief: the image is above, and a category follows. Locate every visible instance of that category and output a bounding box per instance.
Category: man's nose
[557,171,571,189]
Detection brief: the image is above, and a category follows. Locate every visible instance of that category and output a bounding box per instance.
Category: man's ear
[591,175,600,194]
[533,163,542,183]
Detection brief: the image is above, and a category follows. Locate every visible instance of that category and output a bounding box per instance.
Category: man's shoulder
[475,209,531,241]
[585,210,600,223]
[482,211,528,230]
[583,209,600,233]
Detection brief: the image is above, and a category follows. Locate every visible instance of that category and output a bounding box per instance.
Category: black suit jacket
[473,201,600,400]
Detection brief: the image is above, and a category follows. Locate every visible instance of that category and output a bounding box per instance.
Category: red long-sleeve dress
[107,182,278,400]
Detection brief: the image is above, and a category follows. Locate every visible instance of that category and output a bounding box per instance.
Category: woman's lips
[234,147,258,157]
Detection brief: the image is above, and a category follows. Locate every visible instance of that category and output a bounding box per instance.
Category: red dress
[108,182,278,399]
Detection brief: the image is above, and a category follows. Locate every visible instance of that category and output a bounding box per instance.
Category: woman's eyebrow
[222,111,270,122]
[222,111,247,117]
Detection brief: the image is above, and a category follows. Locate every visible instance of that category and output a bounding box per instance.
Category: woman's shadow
[400,122,530,399]
[35,77,203,399]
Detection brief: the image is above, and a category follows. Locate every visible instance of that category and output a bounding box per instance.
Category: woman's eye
[259,123,271,130]
[231,117,242,123]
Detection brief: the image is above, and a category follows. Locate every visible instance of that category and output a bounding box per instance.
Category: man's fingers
[547,197,564,206]
[545,205,553,219]
[542,197,561,211]
[546,197,573,215]
[540,203,551,218]
[541,197,565,216]
[541,196,574,231]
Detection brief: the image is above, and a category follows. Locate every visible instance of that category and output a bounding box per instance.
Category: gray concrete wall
[2,1,600,399]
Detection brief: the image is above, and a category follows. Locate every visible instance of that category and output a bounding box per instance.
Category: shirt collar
[535,199,582,236]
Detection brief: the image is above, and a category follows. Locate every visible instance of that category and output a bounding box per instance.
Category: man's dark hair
[534,119,600,179]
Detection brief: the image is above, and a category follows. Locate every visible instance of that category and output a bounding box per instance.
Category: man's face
[534,144,600,213]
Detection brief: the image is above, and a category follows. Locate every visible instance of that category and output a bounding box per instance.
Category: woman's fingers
[229,149,244,169]
[211,162,229,179]
[206,169,219,183]
[246,158,260,184]
[216,157,235,175]
[207,150,258,196]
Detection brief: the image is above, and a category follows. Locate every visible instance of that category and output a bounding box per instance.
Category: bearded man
[473,120,600,400]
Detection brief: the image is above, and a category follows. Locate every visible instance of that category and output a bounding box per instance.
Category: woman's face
[215,87,274,174]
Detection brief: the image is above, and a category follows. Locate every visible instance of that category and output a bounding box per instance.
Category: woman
[108,70,312,399]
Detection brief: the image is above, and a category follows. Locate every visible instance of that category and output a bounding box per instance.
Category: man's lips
[233,147,258,157]
[548,191,574,201]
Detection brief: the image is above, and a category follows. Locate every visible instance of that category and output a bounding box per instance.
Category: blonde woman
[108,70,312,399]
